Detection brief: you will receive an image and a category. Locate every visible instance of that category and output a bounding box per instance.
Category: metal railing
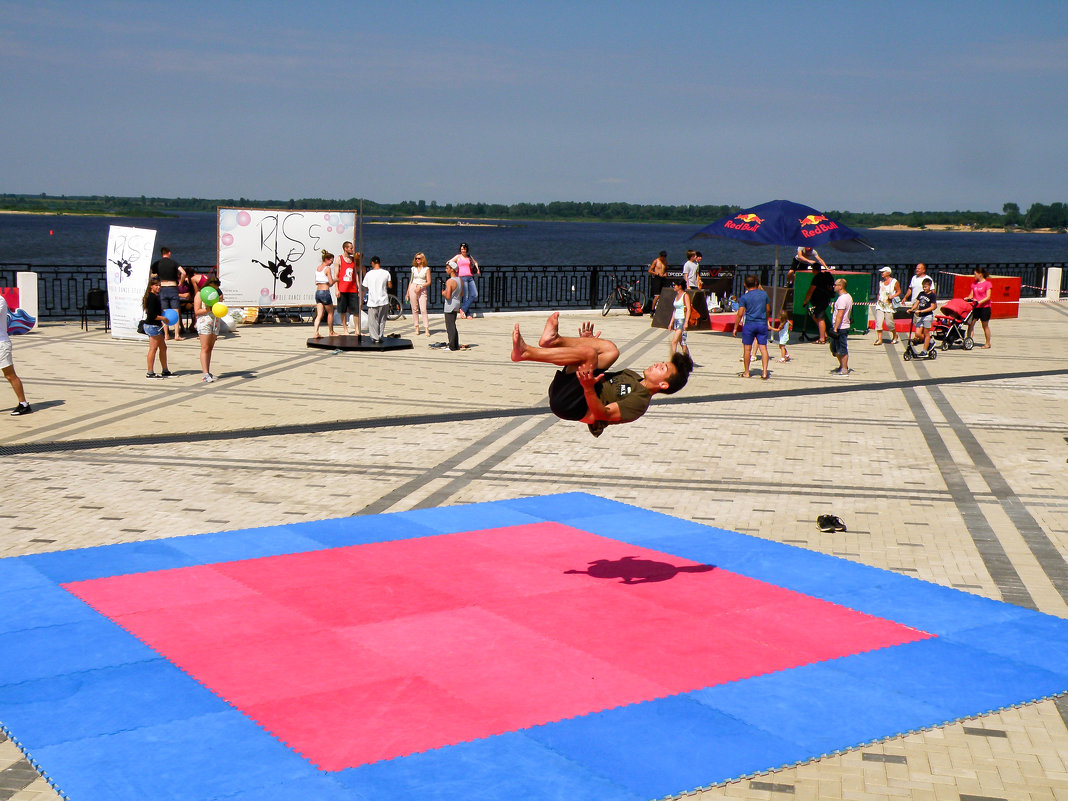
[2,262,1064,319]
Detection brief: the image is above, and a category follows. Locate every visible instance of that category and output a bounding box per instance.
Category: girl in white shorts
[194,278,223,383]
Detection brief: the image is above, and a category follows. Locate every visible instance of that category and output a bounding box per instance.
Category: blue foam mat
[0,659,225,749]
[336,731,643,801]
[1,492,1067,801]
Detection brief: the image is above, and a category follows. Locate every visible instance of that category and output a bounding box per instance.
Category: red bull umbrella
[689,199,874,304]
[690,199,873,252]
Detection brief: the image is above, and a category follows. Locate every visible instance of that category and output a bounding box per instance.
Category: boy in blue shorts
[732,275,771,379]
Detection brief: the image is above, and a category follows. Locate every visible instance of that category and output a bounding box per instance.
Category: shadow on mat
[566,556,716,584]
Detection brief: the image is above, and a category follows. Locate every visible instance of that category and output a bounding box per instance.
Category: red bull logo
[725,212,765,232]
[799,214,839,238]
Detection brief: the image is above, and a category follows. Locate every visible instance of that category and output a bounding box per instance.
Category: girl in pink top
[964,266,993,348]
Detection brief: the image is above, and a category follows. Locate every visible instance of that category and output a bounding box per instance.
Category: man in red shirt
[334,242,362,335]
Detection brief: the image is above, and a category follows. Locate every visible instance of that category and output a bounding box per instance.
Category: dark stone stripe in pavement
[1055,693,1068,732]
[355,413,550,515]
[6,368,1065,458]
[925,382,1068,605]
[888,356,1037,610]
[7,350,332,445]
[0,406,548,457]
[0,758,42,799]
[662,367,1068,408]
[414,416,561,510]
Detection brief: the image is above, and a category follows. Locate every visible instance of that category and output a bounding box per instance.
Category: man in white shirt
[682,250,703,290]
[830,278,854,376]
[363,256,392,343]
[903,263,929,303]
[0,295,31,415]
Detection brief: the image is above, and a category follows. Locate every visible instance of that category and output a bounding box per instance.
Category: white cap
[879,266,892,274]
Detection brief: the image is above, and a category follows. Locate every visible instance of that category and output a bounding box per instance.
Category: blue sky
[1,0,1065,211]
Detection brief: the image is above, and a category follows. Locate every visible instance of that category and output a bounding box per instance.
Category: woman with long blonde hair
[408,252,431,336]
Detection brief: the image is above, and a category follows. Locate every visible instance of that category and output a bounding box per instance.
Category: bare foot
[314,332,322,339]
[539,312,560,347]
[511,324,527,361]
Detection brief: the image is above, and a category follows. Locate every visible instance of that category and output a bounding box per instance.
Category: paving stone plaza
[2,301,1067,801]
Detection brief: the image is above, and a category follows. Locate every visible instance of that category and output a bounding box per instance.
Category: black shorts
[548,369,600,421]
[972,306,991,323]
[337,292,359,315]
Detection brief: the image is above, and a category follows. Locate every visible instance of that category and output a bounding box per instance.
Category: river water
[2,212,1067,269]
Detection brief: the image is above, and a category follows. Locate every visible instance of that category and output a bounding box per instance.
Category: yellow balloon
[212,302,229,318]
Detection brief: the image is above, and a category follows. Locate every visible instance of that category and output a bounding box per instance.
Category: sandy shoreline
[0,209,149,218]
[364,219,503,228]
[0,209,505,226]
[870,223,1062,234]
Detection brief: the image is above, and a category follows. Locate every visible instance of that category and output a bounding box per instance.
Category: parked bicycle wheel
[386,294,403,320]
[601,291,616,316]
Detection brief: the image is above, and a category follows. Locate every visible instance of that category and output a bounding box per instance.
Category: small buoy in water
[50,230,54,235]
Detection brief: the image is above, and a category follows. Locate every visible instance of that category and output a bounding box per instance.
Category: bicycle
[601,277,647,317]
[386,293,403,321]
[364,293,404,321]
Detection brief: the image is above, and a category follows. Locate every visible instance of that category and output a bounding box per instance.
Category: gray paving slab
[2,302,1067,800]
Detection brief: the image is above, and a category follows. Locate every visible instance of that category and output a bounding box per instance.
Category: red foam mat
[65,522,929,770]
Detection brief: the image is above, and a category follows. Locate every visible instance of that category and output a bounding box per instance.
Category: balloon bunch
[200,286,229,318]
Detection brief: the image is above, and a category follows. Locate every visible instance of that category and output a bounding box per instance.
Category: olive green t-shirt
[588,369,652,437]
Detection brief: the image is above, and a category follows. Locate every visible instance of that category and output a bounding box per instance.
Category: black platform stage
[306,335,413,352]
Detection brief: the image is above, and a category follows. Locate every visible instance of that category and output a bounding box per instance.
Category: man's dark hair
[160,246,171,255]
[744,274,759,288]
[370,256,381,265]
[662,350,694,395]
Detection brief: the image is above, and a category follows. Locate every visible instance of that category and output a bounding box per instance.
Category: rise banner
[217,208,357,307]
[106,225,157,340]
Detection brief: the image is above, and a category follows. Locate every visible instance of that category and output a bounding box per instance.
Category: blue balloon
[163,309,179,326]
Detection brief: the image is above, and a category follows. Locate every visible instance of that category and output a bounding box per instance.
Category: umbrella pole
[772,245,780,316]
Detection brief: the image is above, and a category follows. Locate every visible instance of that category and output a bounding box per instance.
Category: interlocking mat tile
[2,493,1067,801]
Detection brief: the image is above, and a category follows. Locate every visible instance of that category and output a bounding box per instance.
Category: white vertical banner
[217,208,356,307]
[106,225,156,340]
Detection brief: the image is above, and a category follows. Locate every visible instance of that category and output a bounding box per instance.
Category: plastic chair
[80,288,110,332]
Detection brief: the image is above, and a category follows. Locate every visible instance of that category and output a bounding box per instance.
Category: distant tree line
[1,193,1065,230]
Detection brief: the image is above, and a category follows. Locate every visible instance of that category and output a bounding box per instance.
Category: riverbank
[0,208,173,218]
[871,223,1064,234]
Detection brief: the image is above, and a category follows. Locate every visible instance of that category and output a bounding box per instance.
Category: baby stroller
[933,298,976,351]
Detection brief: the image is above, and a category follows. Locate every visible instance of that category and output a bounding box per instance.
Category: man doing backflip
[511,312,693,437]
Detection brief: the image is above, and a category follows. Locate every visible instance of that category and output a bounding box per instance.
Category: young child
[908,277,937,355]
[769,311,792,363]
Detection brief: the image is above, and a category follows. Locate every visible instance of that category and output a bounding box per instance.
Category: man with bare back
[511,312,693,437]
